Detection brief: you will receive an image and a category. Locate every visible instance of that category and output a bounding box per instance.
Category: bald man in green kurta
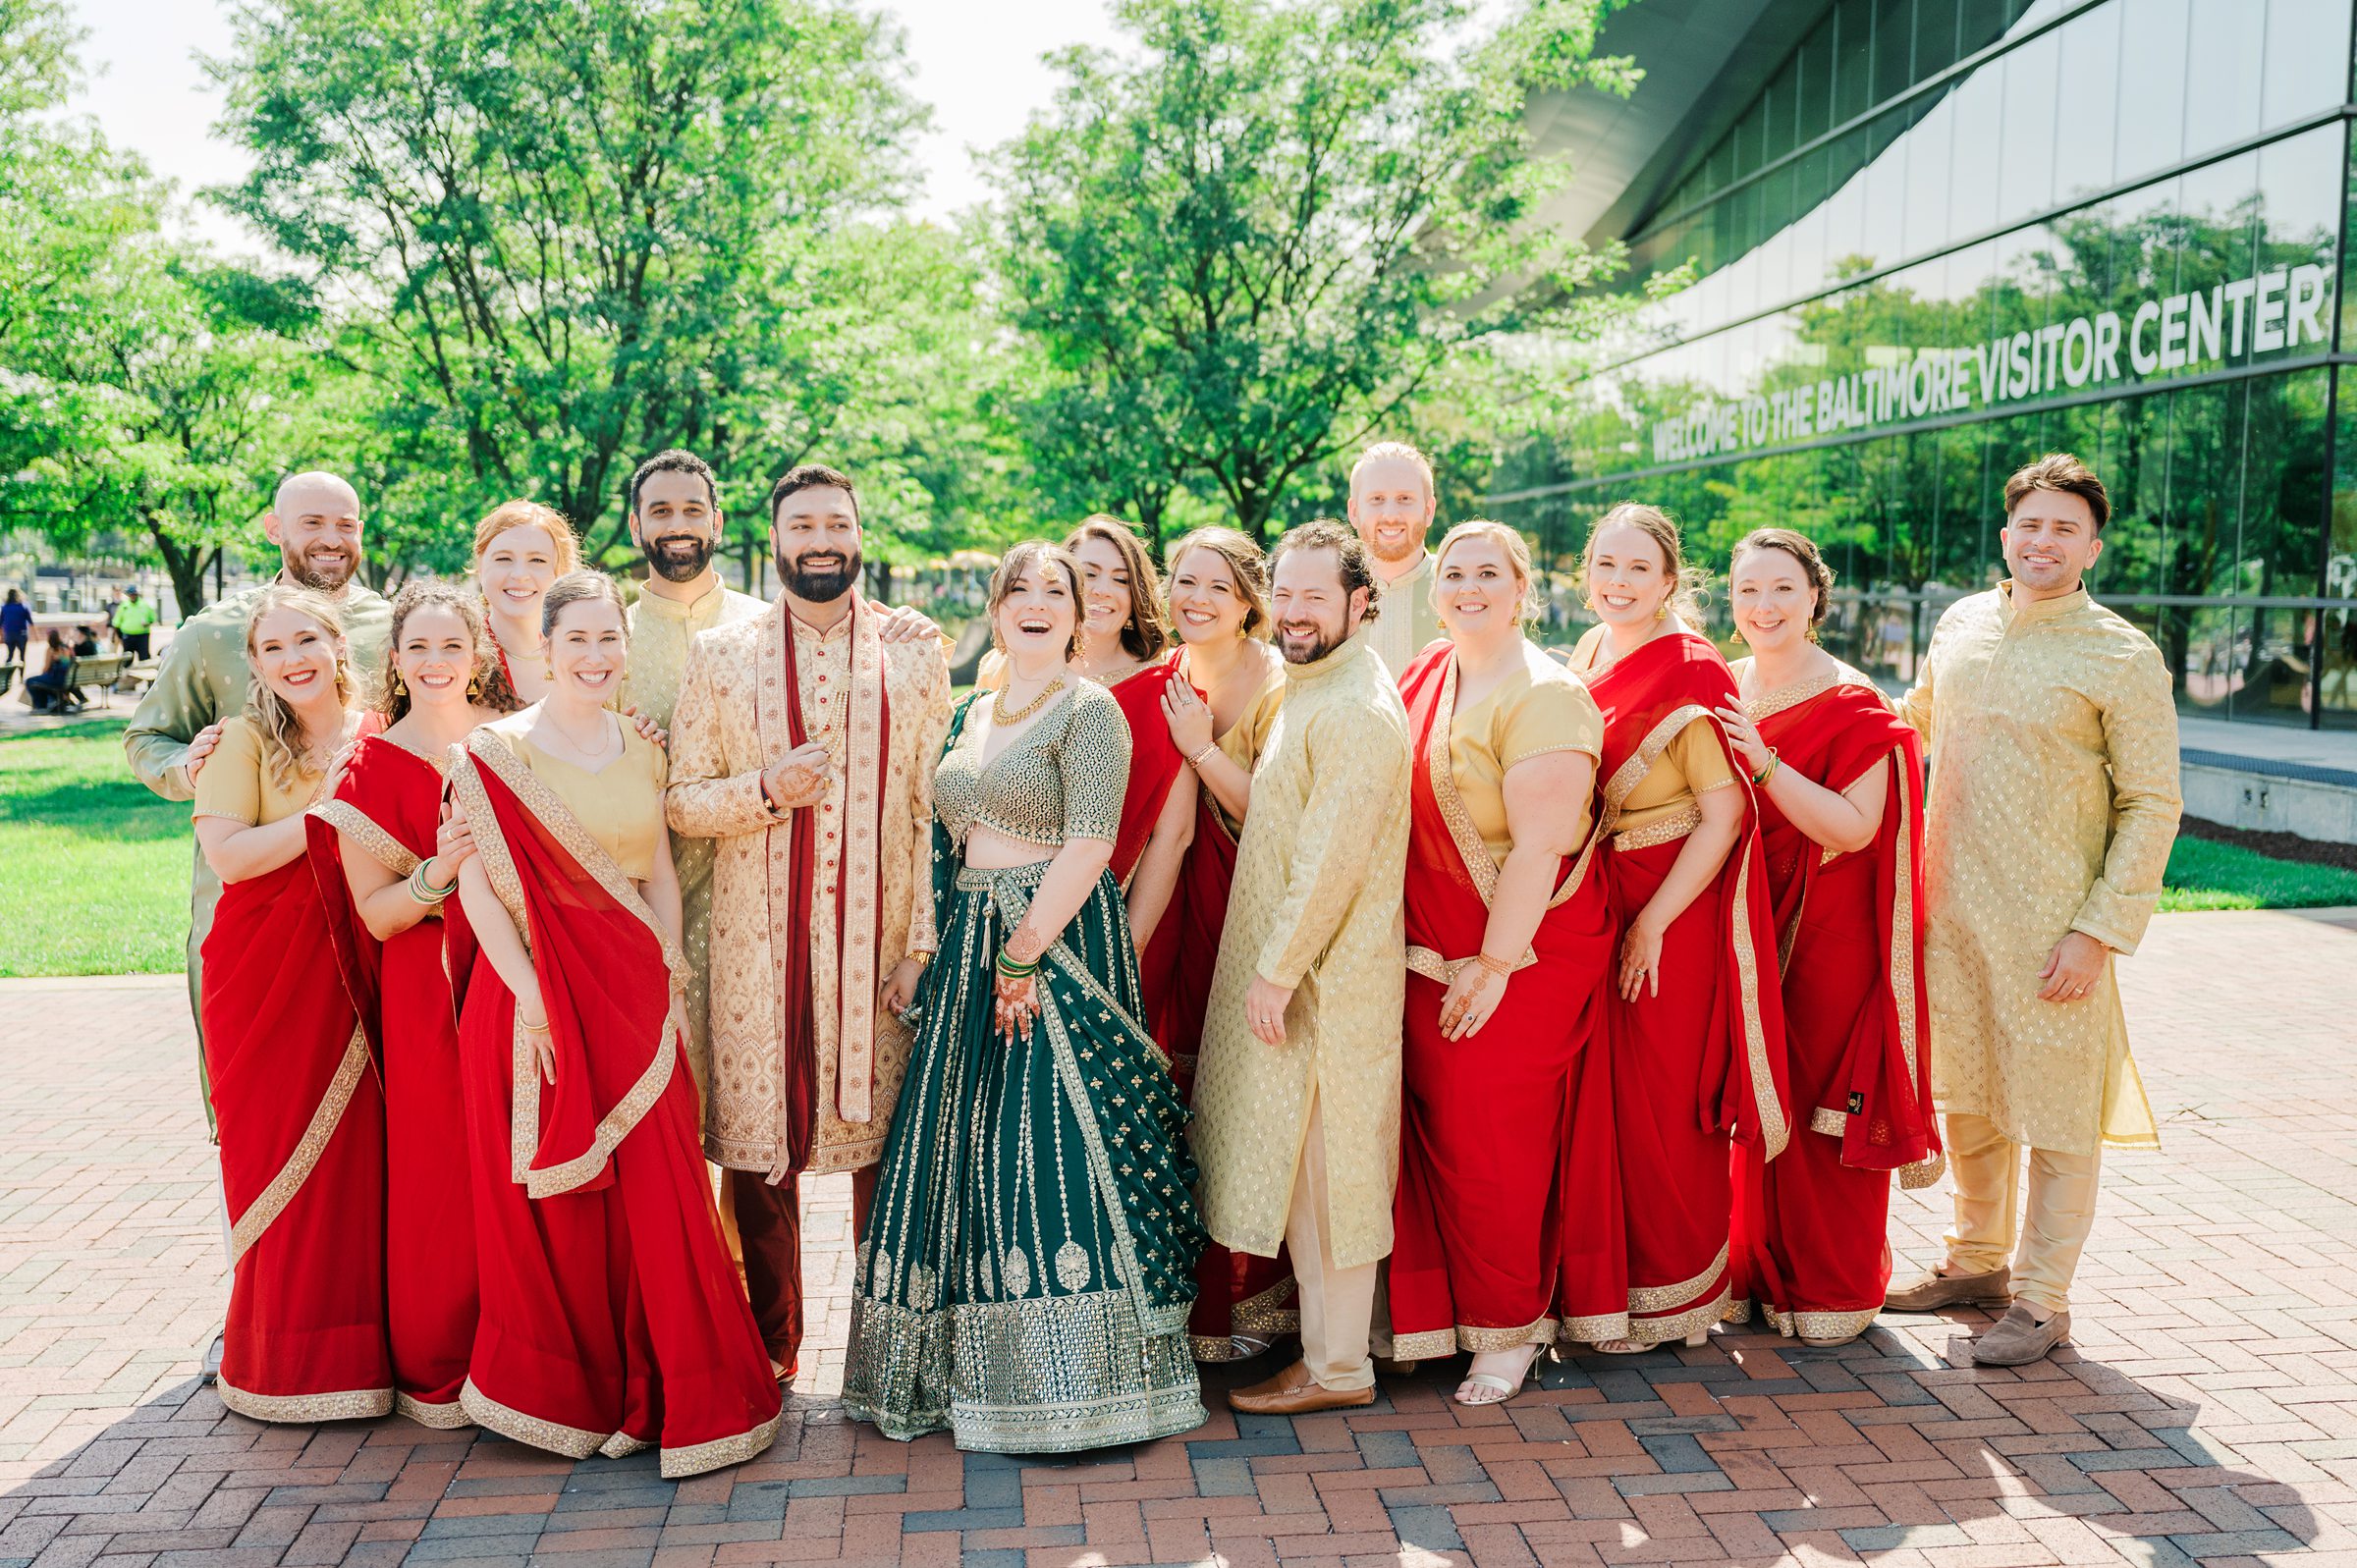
[123,472,392,1111]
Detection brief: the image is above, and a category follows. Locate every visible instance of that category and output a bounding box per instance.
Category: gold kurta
[1192,630,1410,1270]
[664,598,952,1177]
[1900,583,2179,1156]
[1364,552,1449,679]
[625,580,767,1095]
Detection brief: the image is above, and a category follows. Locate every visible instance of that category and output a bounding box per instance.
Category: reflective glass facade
[1493,0,2357,728]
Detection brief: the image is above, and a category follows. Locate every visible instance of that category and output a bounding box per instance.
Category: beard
[1277,613,1347,666]
[284,542,356,592]
[1364,526,1423,566]
[643,532,713,584]
[778,543,861,604]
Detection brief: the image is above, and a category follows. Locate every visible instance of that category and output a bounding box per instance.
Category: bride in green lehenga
[842,540,1207,1452]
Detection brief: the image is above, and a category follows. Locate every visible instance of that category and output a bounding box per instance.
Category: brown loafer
[1227,1358,1376,1415]
[1969,1304,2070,1365]
[1885,1264,2011,1313]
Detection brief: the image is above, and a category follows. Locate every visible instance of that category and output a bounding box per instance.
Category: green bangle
[409,859,459,904]
[995,948,1039,978]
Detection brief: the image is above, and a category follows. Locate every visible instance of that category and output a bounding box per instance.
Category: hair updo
[1730,527,1836,641]
[1583,502,1708,623]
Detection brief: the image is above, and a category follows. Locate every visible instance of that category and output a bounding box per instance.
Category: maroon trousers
[726,1165,878,1378]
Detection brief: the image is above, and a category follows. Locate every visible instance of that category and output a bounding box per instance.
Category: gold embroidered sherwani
[665,598,952,1177]
[1193,630,1411,1270]
[625,580,767,1097]
[1901,583,2179,1157]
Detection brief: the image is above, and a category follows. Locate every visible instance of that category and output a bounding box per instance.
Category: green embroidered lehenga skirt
[840,858,1208,1452]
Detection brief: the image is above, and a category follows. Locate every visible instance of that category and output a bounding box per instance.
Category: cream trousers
[1286,1086,1379,1391]
[1941,1111,2103,1314]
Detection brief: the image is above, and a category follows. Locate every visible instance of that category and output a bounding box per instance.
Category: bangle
[1187,740,1219,769]
[409,859,459,904]
[995,948,1038,979]
[519,1013,550,1036]
[1472,951,1515,979]
[1752,748,1781,787]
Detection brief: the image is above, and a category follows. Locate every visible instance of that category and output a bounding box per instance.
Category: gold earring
[391,671,408,697]
[1654,601,1670,622]
[466,672,483,701]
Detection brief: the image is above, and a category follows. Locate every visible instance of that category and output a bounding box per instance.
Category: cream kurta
[1364,552,1448,678]
[665,598,952,1177]
[1192,630,1410,1270]
[1901,583,2180,1156]
[625,580,768,1096]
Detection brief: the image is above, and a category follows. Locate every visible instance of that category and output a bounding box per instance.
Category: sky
[60,0,1128,248]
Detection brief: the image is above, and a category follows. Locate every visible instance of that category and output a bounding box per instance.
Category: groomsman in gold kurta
[1194,520,1411,1416]
[665,463,953,1383]
[1887,453,2181,1365]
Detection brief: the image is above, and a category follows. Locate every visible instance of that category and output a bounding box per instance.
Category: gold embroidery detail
[1734,660,1883,723]
[1601,703,1713,833]
[657,1410,782,1478]
[393,1392,469,1429]
[1559,1312,1631,1344]
[1424,651,1599,922]
[1761,1303,1882,1341]
[308,798,420,877]
[1810,1105,1847,1136]
[1229,1277,1299,1336]
[215,1377,393,1425]
[461,1375,763,1473]
[226,1025,370,1267]
[1627,1243,1729,1315]
[1456,1317,1557,1353]
[1613,805,1699,851]
[1899,1152,1947,1190]
[1620,1288,1731,1346]
[1386,1328,1460,1361]
[1728,849,1787,1160]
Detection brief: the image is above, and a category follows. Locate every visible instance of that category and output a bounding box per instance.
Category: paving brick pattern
[0,908,2353,1566]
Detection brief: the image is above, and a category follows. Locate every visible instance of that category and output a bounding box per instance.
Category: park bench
[0,664,15,701]
[70,653,129,707]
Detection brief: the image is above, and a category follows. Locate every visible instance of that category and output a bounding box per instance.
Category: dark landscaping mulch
[2180,813,2357,872]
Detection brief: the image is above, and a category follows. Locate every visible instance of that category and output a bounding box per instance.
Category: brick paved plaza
[0,909,2351,1568]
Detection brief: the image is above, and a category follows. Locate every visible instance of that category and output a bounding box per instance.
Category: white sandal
[1453,1343,1542,1406]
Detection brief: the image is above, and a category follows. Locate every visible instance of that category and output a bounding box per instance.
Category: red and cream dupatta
[443,730,688,1200]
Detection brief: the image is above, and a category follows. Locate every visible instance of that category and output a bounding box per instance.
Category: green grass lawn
[1,717,191,976]
[3,716,2355,977]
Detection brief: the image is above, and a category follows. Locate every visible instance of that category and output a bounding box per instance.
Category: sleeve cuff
[2070,882,2155,957]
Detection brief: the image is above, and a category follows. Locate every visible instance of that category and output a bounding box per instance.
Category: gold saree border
[1758,1302,1882,1342]
[217,1376,393,1425]
[308,798,420,878]
[1391,1316,1559,1361]
[1729,848,1788,1160]
[454,731,685,1200]
[1613,805,1699,852]
[393,1391,469,1430]
[1600,703,1712,834]
[1627,1243,1729,1315]
[226,1025,371,1268]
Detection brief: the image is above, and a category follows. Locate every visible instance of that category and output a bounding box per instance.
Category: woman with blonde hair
[1148,524,1293,1363]
[445,571,780,1475]
[1385,521,1617,1403]
[1561,503,1788,1354]
[309,581,505,1426]
[1716,529,1938,1347]
[470,500,581,707]
[843,541,1205,1450]
[192,586,391,1421]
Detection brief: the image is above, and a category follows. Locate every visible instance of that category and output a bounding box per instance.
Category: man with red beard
[665,462,953,1383]
[1347,442,1449,677]
[125,471,393,1080]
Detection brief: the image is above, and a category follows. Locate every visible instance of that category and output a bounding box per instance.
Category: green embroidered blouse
[933,680,1130,849]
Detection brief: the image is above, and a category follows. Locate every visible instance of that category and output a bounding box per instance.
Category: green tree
[211,0,939,557]
[989,0,1647,544]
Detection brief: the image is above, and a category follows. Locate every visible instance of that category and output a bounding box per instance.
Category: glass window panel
[2253,121,2340,303]
[1732,99,1763,180]
[2263,0,2350,128]
[1762,64,1792,166]
[1913,0,1958,82]
[1834,0,1876,124]
[2177,152,2258,372]
[2051,3,2121,202]
[1820,135,1870,274]
[2183,0,2265,158]
[2324,367,2357,727]
[1796,20,1836,144]
[1901,96,1955,258]
[1859,112,1909,270]
[1995,29,2058,228]
[1874,0,1916,103]
[1946,59,2003,239]
[1957,0,2013,58]
[2113,0,2189,186]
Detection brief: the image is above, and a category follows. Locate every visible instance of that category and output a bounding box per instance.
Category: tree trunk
[147,517,215,618]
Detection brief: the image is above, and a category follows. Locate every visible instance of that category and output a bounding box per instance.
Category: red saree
[1582,630,1789,1345]
[1729,670,1941,1341]
[444,730,780,1478]
[1139,654,1294,1361]
[307,735,476,1427]
[201,832,391,1421]
[1387,645,1620,1359]
[1107,661,1188,887]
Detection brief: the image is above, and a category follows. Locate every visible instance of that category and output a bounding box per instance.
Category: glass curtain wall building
[1493,0,2355,729]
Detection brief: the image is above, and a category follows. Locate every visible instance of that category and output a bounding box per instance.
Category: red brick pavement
[0,909,2353,1566]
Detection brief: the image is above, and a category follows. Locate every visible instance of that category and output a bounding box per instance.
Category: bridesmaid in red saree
[444,573,779,1477]
[1148,527,1295,1362]
[311,582,505,1426]
[1717,530,1941,1346]
[192,587,391,1421]
[1562,505,1790,1353]
[1387,523,1617,1406]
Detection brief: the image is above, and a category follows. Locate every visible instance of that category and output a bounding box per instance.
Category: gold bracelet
[1753,748,1781,787]
[1187,741,1219,769]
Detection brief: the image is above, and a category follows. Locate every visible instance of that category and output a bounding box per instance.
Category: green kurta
[624,579,767,1097]
[1363,552,1448,679]
[122,578,392,1062]
[1900,582,2181,1156]
[1191,629,1411,1270]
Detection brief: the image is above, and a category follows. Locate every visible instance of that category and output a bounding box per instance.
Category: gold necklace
[993,676,1067,726]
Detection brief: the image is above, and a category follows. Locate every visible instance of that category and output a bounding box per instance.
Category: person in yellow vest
[113,586,157,660]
